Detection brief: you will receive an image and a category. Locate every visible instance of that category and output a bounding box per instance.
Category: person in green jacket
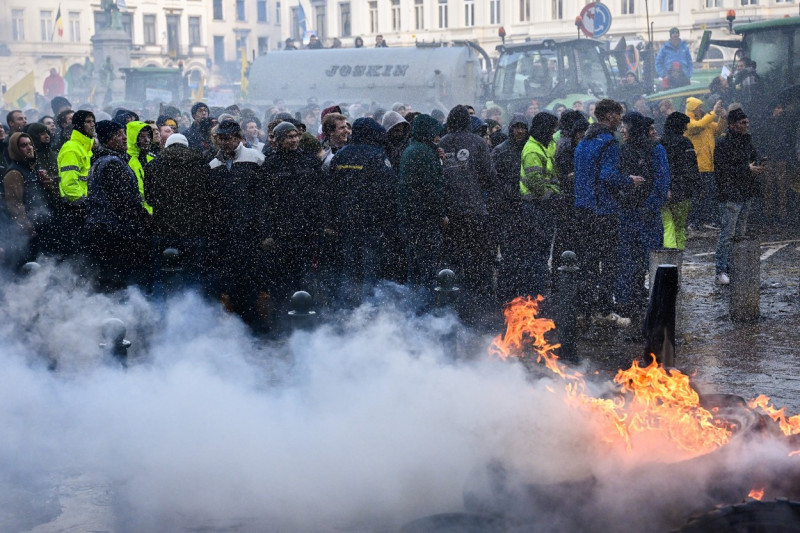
[517,111,559,298]
[126,121,155,214]
[397,113,446,301]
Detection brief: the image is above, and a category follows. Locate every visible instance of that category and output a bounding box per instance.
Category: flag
[52,5,63,40]
[298,2,307,35]
[192,75,205,101]
[240,47,250,98]
[2,71,36,108]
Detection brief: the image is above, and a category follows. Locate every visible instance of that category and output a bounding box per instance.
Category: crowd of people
[0,88,774,334]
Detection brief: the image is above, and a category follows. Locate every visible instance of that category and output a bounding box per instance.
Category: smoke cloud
[0,261,797,532]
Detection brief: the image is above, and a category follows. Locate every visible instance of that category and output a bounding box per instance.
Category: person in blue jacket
[656,27,693,85]
[573,99,645,326]
[616,112,670,318]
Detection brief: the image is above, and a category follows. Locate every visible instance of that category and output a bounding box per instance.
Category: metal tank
[247,44,487,112]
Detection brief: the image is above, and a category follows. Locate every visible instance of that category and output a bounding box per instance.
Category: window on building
[214,35,225,64]
[552,0,563,19]
[290,7,300,39]
[519,0,530,22]
[189,16,201,46]
[236,0,245,20]
[776,0,794,3]
[369,1,378,34]
[12,9,25,41]
[315,4,326,39]
[392,0,401,30]
[705,0,721,6]
[464,0,474,27]
[276,1,281,24]
[166,15,180,57]
[340,2,351,36]
[41,10,53,41]
[143,14,156,45]
[661,0,674,10]
[621,0,634,14]
[69,12,81,42]
[438,0,448,28]
[415,0,424,29]
[490,0,500,24]
[740,0,757,4]
[258,36,269,55]
[213,0,223,20]
[258,0,268,22]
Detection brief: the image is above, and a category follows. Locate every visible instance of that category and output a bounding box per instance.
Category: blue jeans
[715,199,753,274]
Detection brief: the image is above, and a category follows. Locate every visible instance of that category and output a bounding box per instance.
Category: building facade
[279,0,799,57]
[0,0,282,101]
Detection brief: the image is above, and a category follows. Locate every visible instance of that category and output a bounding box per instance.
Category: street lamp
[575,16,582,39]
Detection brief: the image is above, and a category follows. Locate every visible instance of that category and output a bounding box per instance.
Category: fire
[490,296,733,455]
[748,395,800,436]
[748,487,765,500]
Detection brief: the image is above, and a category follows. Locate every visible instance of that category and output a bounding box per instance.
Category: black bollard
[288,290,317,331]
[556,251,579,364]
[159,247,184,293]
[100,318,132,368]
[730,235,760,322]
[434,269,460,309]
[642,265,678,367]
[21,262,41,276]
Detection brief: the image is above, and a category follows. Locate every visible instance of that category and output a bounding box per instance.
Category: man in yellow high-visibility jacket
[56,110,95,254]
[57,110,95,202]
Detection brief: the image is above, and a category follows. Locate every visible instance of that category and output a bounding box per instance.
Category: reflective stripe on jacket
[519,137,558,200]
[57,129,94,201]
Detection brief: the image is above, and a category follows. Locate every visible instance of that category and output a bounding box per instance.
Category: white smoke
[0,261,797,532]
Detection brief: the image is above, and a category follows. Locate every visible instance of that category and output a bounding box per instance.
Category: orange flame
[748,487,765,500]
[748,395,800,436]
[490,296,733,455]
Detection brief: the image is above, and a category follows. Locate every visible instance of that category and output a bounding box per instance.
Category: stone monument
[90,0,131,103]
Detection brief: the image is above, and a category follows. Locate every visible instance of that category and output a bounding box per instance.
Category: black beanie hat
[728,108,748,124]
[50,96,71,114]
[95,120,124,145]
[191,102,209,117]
[71,110,95,134]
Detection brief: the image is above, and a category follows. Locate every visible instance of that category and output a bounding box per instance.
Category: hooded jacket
[520,113,559,200]
[397,114,444,233]
[438,105,496,218]
[57,128,94,202]
[490,114,528,215]
[329,118,395,238]
[574,122,633,215]
[126,121,155,214]
[4,133,52,232]
[26,123,58,179]
[618,113,670,212]
[660,112,698,203]
[381,110,410,169]
[655,39,693,79]
[684,97,724,172]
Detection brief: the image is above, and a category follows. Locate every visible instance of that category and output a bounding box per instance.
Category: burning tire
[676,499,800,532]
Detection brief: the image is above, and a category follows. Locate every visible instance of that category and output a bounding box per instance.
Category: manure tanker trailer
[246,42,491,112]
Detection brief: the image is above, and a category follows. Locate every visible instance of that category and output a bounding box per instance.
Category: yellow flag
[240,47,250,98]
[3,71,36,109]
[192,75,205,101]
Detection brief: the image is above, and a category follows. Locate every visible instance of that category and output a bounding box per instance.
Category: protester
[660,112,698,250]
[85,120,151,290]
[713,108,763,285]
[656,27,693,85]
[685,97,726,231]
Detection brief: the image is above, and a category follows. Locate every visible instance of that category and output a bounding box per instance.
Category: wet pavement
[575,226,800,412]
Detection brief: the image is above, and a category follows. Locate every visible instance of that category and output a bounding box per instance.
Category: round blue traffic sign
[579,2,613,38]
